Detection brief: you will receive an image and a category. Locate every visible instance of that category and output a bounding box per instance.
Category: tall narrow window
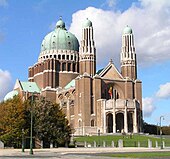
[56,63,60,71]
[73,63,75,72]
[68,63,71,71]
[62,63,66,71]
[91,119,95,127]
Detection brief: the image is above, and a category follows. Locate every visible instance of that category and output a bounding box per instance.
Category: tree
[0,96,26,147]
[0,95,71,148]
[143,122,158,135]
[33,97,71,147]
[162,126,170,135]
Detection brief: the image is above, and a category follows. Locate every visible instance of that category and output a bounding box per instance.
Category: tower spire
[121,25,137,80]
[79,18,96,76]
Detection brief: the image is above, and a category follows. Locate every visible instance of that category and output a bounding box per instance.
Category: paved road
[0,147,170,159]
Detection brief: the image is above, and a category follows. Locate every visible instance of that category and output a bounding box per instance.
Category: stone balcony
[105,99,140,110]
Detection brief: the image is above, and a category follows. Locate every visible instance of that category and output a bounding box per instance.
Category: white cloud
[156,82,170,99]
[0,69,12,101]
[142,97,156,117]
[0,0,8,7]
[69,0,170,68]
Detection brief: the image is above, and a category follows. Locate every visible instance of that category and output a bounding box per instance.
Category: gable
[98,63,123,80]
[14,79,41,93]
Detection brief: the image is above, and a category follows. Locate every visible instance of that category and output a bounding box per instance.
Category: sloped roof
[64,79,75,89]
[20,81,41,93]
[97,62,123,79]
[96,68,104,75]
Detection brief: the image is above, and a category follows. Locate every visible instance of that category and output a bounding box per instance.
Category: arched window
[68,63,71,71]
[62,55,65,60]
[73,63,75,72]
[91,119,95,127]
[71,55,73,60]
[56,63,60,71]
[78,120,82,127]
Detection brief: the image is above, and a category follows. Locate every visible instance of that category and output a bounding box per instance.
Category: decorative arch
[116,112,124,133]
[91,119,95,127]
[106,82,124,100]
[58,94,63,99]
[127,111,133,133]
[106,113,113,133]
[78,119,82,127]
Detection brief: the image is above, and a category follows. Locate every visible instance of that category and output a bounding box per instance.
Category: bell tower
[79,18,96,76]
[121,26,137,80]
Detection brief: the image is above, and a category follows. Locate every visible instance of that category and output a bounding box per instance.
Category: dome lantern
[123,25,132,34]
[56,17,65,29]
[82,18,92,28]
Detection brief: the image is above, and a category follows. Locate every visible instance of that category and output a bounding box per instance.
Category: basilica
[5,17,143,135]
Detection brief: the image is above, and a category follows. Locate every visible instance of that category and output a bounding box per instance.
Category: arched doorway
[116,113,124,133]
[106,113,113,133]
[128,112,133,133]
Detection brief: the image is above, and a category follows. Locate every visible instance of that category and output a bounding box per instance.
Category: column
[112,100,116,133]
[124,106,128,133]
[103,100,106,133]
[133,107,138,133]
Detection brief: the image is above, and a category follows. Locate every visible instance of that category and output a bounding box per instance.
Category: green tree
[0,96,25,147]
[33,97,71,147]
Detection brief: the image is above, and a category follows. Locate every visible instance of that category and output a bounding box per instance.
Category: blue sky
[0,0,170,126]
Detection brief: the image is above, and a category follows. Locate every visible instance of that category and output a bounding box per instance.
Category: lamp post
[22,128,24,152]
[160,115,164,149]
[30,93,34,155]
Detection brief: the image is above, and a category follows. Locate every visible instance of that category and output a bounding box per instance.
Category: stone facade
[7,18,142,136]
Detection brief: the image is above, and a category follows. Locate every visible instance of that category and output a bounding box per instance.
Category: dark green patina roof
[96,68,104,75]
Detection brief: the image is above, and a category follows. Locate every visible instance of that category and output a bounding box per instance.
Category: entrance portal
[128,112,133,133]
[106,113,113,133]
[116,113,124,133]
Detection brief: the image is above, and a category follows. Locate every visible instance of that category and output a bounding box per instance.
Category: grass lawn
[74,134,170,147]
[100,152,170,158]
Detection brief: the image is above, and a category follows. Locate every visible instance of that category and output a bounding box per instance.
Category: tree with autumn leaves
[0,96,25,147]
[0,95,71,148]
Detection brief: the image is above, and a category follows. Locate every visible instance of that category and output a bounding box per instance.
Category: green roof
[123,25,132,34]
[96,68,104,75]
[40,18,79,52]
[82,18,92,28]
[64,79,75,89]
[20,81,41,93]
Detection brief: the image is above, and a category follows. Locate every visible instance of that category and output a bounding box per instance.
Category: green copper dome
[82,18,92,28]
[123,25,132,34]
[4,90,18,101]
[41,18,79,52]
